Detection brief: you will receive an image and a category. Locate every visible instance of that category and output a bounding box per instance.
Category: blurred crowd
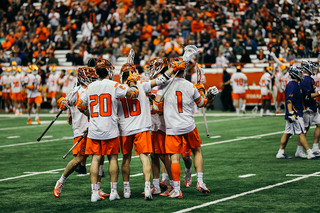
[0,0,320,70]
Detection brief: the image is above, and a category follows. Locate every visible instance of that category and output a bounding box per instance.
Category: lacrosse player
[298,61,320,156]
[26,65,42,125]
[59,69,76,98]
[276,67,316,159]
[76,59,139,202]
[259,67,273,116]
[0,68,12,113]
[9,66,23,115]
[230,65,248,115]
[153,58,219,198]
[47,66,59,113]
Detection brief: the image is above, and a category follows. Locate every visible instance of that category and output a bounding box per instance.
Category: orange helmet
[146,57,169,79]
[120,63,137,83]
[77,67,98,86]
[95,59,115,80]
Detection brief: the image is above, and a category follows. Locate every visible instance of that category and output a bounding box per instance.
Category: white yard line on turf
[0,121,68,131]
[0,114,69,118]
[173,171,320,213]
[0,137,74,148]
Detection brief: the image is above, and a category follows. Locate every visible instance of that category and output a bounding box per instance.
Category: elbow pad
[129,85,139,99]
[155,73,170,86]
[195,95,207,108]
[77,99,88,112]
[152,100,163,114]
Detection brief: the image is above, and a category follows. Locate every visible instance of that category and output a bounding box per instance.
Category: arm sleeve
[193,87,201,100]
[115,83,129,99]
[80,89,88,105]
[142,81,152,93]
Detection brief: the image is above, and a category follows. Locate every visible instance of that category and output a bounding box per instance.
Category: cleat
[196,182,210,194]
[144,186,153,200]
[109,189,121,201]
[312,149,320,155]
[151,186,161,195]
[53,181,64,198]
[75,164,80,173]
[6,110,9,114]
[36,118,41,124]
[295,151,307,158]
[159,179,168,191]
[184,170,192,187]
[123,187,131,198]
[91,190,104,202]
[159,185,173,196]
[313,152,320,158]
[168,189,183,199]
[28,118,32,125]
[241,109,246,114]
[98,189,109,198]
[307,152,316,159]
[276,153,292,159]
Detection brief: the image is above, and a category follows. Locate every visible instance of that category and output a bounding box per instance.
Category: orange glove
[57,97,69,111]
[77,99,88,112]
[38,85,42,92]
[170,58,186,73]
[26,85,34,90]
[195,83,205,95]
[127,72,140,85]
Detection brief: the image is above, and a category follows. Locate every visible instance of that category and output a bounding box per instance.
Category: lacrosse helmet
[95,59,115,80]
[77,67,98,86]
[280,64,288,75]
[11,66,17,75]
[288,66,303,81]
[170,57,186,77]
[146,57,169,79]
[30,64,39,75]
[66,69,74,76]
[51,66,57,75]
[120,63,137,83]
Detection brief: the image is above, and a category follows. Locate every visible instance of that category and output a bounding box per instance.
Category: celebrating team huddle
[53,46,219,202]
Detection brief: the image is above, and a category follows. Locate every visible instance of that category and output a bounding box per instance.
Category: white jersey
[70,86,89,138]
[276,72,291,92]
[117,80,152,136]
[231,72,247,93]
[260,72,272,95]
[191,73,206,84]
[60,75,76,94]
[9,74,22,93]
[27,74,41,98]
[48,73,59,92]
[1,75,11,93]
[157,78,200,135]
[80,79,128,140]
[151,87,166,132]
[314,73,320,91]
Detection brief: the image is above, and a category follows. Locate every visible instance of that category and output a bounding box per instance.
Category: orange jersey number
[13,81,20,88]
[90,94,112,117]
[120,97,141,118]
[234,78,244,86]
[176,91,183,113]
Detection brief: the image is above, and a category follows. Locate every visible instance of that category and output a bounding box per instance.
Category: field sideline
[0,110,319,213]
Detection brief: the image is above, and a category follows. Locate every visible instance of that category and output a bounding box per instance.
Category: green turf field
[0,110,319,213]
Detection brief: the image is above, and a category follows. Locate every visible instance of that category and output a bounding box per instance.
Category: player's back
[231,72,247,93]
[85,79,125,140]
[161,78,198,135]
[48,74,59,92]
[1,75,10,93]
[117,80,152,136]
[150,87,166,133]
[70,87,89,138]
[27,74,41,98]
[10,74,22,93]
[260,72,271,95]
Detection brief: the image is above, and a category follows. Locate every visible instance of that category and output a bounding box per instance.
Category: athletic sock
[97,182,100,190]
[278,149,284,154]
[153,179,160,189]
[111,182,117,191]
[260,109,264,116]
[91,184,97,191]
[313,143,319,151]
[297,146,303,152]
[5,107,8,112]
[98,165,103,176]
[236,108,240,115]
[162,173,168,181]
[28,113,31,119]
[266,109,270,115]
[241,104,246,110]
[197,172,203,184]
[307,149,313,154]
[123,181,130,188]
[173,181,180,191]
[145,181,151,188]
[59,174,67,184]
[36,113,39,119]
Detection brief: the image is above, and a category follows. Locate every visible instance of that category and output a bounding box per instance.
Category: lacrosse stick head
[120,63,137,84]
[127,49,135,64]
[146,57,169,79]
[196,64,205,84]
[183,45,199,63]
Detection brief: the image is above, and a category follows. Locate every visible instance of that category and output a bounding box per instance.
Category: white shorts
[303,112,320,129]
[284,117,306,135]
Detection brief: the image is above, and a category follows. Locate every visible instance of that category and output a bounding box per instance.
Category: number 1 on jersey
[176,91,183,113]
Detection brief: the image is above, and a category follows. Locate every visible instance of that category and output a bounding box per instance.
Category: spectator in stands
[228,50,238,64]
[35,50,46,66]
[168,17,179,38]
[216,51,228,68]
[79,46,89,65]
[1,36,12,51]
[36,21,48,44]
[257,48,267,62]
[181,13,191,40]
[233,40,243,55]
[0,49,8,62]
[255,31,266,47]
[47,53,59,66]
[10,51,21,65]
[219,39,229,54]
[73,52,84,66]
[255,24,266,38]
[244,38,257,55]
[48,8,60,32]
[191,17,204,34]
[141,21,152,41]
[81,17,93,40]
[64,19,77,43]
[285,48,296,62]
[240,49,251,64]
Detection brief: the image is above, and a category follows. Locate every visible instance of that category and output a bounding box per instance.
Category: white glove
[206,86,219,100]
[287,111,297,123]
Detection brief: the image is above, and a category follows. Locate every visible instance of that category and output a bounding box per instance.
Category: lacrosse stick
[252,98,262,114]
[62,129,88,159]
[159,45,199,101]
[37,86,81,142]
[196,64,210,138]
[127,49,135,64]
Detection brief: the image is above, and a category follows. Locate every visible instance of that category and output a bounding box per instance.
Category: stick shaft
[159,71,179,101]
[37,110,63,142]
[202,108,210,137]
[62,135,85,159]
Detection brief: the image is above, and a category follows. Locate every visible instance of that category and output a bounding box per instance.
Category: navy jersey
[300,75,317,112]
[285,80,303,119]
